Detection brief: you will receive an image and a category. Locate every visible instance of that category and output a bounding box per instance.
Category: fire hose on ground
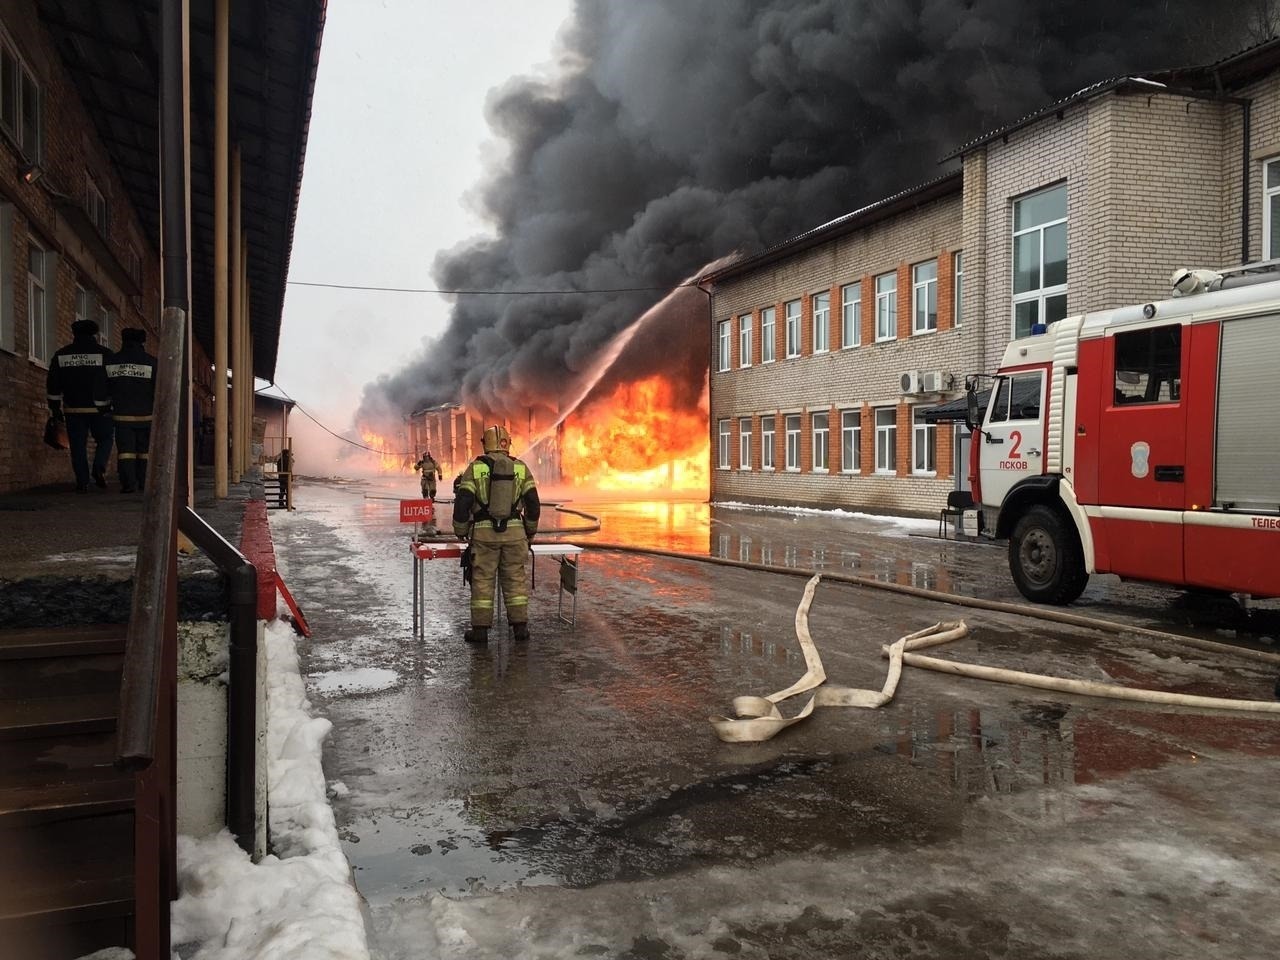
[575,542,1280,743]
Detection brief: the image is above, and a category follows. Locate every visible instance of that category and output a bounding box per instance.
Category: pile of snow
[714,500,936,535]
[170,619,369,960]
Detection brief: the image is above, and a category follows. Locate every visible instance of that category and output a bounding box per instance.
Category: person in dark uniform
[46,318,113,492]
[106,328,157,493]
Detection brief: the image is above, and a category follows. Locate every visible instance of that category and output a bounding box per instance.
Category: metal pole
[213,0,229,497]
[231,144,242,480]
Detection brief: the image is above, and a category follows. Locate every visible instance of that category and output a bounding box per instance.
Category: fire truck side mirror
[965,388,981,433]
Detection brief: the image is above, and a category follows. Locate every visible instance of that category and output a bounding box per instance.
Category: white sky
[274,0,574,431]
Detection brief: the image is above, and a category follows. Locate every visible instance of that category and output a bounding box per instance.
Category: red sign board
[399,499,435,523]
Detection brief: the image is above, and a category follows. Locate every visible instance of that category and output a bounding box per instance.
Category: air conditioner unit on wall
[920,370,945,393]
[900,370,922,394]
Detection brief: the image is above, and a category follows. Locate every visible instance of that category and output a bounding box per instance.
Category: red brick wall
[937,250,955,332]
[860,406,874,476]
[895,264,912,340]
[860,276,875,346]
[800,295,812,357]
[895,403,911,477]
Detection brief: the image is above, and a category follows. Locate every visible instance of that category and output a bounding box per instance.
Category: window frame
[811,291,829,354]
[1266,159,1280,260]
[840,409,861,473]
[0,33,41,161]
[811,411,829,472]
[874,407,897,474]
[784,413,801,471]
[912,406,937,475]
[760,307,776,364]
[912,259,937,335]
[27,240,52,366]
[738,314,752,369]
[717,418,731,469]
[760,415,776,470]
[86,174,108,236]
[841,282,861,348]
[875,272,896,342]
[738,417,752,469]
[717,319,731,372]
[1011,184,1068,339]
[784,299,801,358]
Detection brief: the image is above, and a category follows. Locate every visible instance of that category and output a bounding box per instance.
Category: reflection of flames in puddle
[560,376,708,495]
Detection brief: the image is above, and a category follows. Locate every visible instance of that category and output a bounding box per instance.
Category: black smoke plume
[358,0,1258,430]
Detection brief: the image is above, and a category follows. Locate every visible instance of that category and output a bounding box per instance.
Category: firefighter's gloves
[523,521,538,541]
[453,522,471,540]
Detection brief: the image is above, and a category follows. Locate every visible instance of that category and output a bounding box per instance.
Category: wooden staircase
[0,624,137,959]
[262,472,288,510]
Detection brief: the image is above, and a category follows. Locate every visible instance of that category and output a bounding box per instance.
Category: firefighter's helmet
[482,424,511,453]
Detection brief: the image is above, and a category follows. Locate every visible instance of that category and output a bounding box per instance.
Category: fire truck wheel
[1009,505,1088,605]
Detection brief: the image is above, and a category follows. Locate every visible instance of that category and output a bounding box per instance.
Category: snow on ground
[310,666,401,695]
[169,619,369,960]
[714,499,938,535]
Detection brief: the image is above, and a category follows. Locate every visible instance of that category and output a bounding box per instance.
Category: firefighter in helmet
[452,424,540,644]
[414,449,439,499]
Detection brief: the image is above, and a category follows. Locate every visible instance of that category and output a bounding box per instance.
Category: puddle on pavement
[340,800,560,902]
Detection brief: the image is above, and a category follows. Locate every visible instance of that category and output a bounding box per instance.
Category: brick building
[705,39,1280,517]
[0,1,176,492]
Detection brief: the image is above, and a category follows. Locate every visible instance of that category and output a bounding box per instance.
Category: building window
[738,314,751,368]
[841,409,861,473]
[761,307,776,363]
[86,175,108,236]
[1267,160,1280,260]
[1012,183,1067,338]
[811,292,829,353]
[912,407,936,475]
[98,302,112,350]
[761,416,775,469]
[0,38,41,159]
[841,282,861,348]
[717,419,731,468]
[912,260,937,335]
[784,414,801,470]
[811,412,829,472]
[953,252,964,326]
[739,417,752,469]
[28,242,53,365]
[875,272,896,342]
[717,319,731,372]
[126,242,142,287]
[784,300,801,358]
[0,204,11,353]
[874,407,897,473]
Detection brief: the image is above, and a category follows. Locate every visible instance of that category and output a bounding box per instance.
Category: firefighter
[414,449,439,499]
[46,318,113,492]
[106,328,157,493]
[452,425,540,644]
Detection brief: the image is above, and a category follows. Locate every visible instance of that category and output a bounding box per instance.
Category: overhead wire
[268,382,418,457]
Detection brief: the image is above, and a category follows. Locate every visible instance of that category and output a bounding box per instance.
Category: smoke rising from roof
[357,0,1250,429]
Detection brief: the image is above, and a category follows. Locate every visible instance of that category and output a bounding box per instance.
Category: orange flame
[360,429,414,474]
[559,376,708,495]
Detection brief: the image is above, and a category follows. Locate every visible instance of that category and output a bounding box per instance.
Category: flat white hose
[710,574,1280,743]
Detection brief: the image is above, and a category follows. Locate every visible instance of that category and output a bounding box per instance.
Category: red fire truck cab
[966,265,1280,604]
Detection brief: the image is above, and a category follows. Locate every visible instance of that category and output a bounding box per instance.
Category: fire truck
[965,263,1280,604]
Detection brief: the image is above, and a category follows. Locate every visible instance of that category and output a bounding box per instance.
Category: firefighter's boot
[463,626,489,644]
[512,622,530,643]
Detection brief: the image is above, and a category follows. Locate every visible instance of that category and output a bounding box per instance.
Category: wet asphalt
[271,478,1280,960]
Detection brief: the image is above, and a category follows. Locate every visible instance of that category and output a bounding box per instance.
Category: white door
[978,369,1047,510]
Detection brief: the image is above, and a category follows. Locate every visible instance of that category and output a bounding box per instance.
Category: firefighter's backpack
[481,452,518,532]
